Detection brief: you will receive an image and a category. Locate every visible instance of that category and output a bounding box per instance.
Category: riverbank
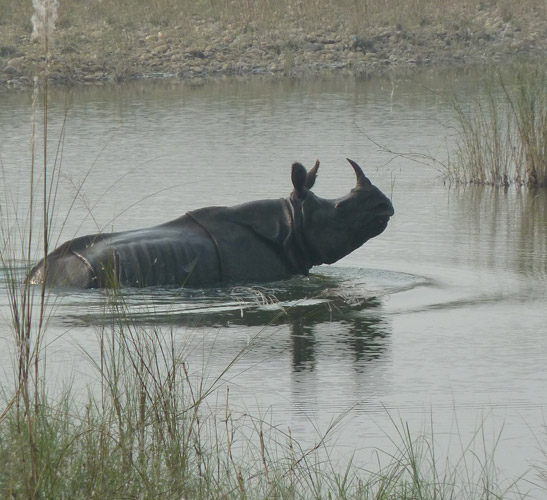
[1,0,546,90]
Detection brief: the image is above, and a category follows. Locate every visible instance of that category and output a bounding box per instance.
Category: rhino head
[290,158,394,266]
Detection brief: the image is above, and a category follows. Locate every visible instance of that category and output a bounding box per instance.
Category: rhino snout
[376,200,394,217]
[372,200,394,231]
[375,214,390,229]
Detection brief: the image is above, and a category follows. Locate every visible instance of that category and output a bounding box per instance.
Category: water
[1,70,547,496]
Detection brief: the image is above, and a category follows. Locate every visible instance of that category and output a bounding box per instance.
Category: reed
[446,78,518,186]
[506,68,547,187]
[446,64,547,187]
[0,1,61,497]
[1,349,538,499]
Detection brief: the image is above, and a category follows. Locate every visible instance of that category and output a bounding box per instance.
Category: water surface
[1,70,546,496]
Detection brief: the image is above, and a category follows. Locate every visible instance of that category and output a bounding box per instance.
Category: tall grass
[0,1,61,497]
[446,64,547,187]
[1,140,542,499]
[506,68,547,187]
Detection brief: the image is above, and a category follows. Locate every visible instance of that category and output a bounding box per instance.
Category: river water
[1,70,546,496]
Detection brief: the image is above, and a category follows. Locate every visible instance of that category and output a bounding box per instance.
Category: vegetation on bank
[1,0,547,87]
[3,0,544,32]
[445,64,547,187]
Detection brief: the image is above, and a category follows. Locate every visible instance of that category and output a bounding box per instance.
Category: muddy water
[1,70,546,496]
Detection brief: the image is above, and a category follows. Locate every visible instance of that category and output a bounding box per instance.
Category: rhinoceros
[28,159,394,289]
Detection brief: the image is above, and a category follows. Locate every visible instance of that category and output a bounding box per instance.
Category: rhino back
[29,215,221,288]
[84,219,221,287]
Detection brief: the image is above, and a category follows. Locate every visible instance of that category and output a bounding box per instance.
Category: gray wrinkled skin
[28,159,394,289]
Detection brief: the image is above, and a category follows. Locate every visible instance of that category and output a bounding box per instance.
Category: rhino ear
[291,162,308,199]
[305,160,320,189]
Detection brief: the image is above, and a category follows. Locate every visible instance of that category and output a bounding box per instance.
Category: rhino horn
[347,158,372,188]
[305,159,320,189]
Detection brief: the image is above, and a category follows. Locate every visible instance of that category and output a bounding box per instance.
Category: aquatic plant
[1,124,542,499]
[446,64,547,187]
[506,68,547,187]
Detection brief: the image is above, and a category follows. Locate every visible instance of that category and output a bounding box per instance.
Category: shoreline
[1,2,547,91]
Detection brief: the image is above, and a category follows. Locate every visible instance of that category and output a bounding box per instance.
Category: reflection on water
[449,186,547,284]
[290,315,389,372]
[44,267,411,374]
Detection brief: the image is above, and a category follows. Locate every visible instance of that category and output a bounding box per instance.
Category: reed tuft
[446,64,547,187]
[509,68,547,187]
